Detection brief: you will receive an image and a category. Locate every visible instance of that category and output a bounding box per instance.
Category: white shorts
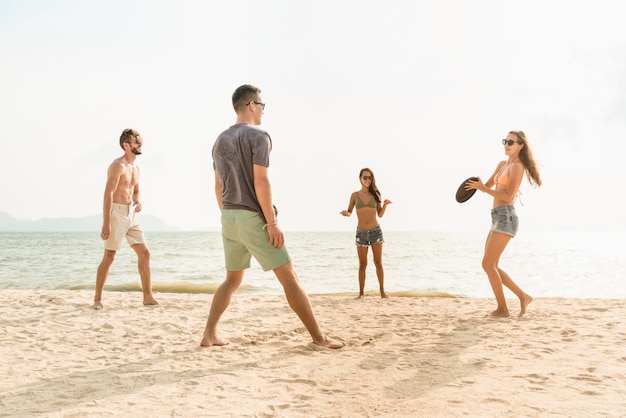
[104,203,146,251]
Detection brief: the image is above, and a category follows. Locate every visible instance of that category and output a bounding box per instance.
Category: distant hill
[0,211,178,232]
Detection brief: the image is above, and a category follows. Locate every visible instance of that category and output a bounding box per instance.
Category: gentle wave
[67,281,222,294]
[1,230,625,298]
[65,281,459,298]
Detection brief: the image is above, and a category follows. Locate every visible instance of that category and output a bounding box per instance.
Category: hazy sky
[2,0,625,231]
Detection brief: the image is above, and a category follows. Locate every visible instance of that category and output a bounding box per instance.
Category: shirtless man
[92,128,158,310]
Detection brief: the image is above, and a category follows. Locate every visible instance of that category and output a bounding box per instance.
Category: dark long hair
[509,130,542,187]
[359,167,382,203]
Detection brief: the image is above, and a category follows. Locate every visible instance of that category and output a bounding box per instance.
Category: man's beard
[131,149,142,155]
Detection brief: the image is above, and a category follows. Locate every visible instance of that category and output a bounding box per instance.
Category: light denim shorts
[220,209,291,272]
[490,205,519,237]
[355,225,384,246]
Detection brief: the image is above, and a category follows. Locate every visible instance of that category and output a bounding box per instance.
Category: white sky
[1,0,625,231]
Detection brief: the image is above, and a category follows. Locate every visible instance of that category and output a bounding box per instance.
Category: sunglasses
[127,138,143,145]
[362,176,372,180]
[502,139,521,146]
[249,101,265,110]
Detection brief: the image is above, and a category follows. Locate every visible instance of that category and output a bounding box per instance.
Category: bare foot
[143,297,159,306]
[200,335,230,347]
[380,292,388,299]
[355,294,364,300]
[489,309,510,318]
[313,336,345,349]
[91,300,103,310]
[519,294,533,317]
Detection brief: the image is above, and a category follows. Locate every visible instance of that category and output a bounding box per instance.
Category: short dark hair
[232,84,261,112]
[119,128,140,149]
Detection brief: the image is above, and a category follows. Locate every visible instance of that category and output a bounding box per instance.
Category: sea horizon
[1,230,624,300]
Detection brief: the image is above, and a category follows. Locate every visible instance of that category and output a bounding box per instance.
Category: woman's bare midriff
[492,185,515,208]
[356,207,379,229]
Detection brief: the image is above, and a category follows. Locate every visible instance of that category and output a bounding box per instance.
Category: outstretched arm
[377,199,392,217]
[340,192,356,217]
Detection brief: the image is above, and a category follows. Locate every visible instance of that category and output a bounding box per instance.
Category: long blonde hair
[510,130,542,187]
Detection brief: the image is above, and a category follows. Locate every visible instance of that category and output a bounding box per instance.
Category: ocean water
[0,230,624,299]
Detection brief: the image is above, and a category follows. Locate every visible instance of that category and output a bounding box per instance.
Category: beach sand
[1,289,624,417]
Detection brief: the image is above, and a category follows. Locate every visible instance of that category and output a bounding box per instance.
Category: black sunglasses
[362,176,372,180]
[249,101,265,110]
[502,139,521,146]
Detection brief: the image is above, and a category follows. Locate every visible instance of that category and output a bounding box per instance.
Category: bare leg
[200,270,244,347]
[371,243,387,298]
[274,262,344,349]
[356,246,369,299]
[92,250,116,310]
[132,243,158,306]
[482,232,511,317]
[498,268,533,316]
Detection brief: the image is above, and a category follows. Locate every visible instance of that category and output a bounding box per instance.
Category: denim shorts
[490,205,519,237]
[355,225,384,246]
[221,209,291,271]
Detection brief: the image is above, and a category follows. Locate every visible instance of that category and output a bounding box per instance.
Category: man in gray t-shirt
[201,84,343,350]
[212,123,274,221]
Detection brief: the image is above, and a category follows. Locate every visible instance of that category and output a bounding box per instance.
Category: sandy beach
[0,289,624,417]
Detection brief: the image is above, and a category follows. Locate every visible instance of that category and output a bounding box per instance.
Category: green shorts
[220,209,291,271]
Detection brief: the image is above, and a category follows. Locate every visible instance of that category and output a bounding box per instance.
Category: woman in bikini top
[339,168,392,299]
[340,168,391,229]
[355,193,378,209]
[464,131,542,318]
[494,166,510,186]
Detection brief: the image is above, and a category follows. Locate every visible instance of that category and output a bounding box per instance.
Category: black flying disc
[455,177,479,203]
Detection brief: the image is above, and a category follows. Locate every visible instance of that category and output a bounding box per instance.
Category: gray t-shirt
[212,123,275,221]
